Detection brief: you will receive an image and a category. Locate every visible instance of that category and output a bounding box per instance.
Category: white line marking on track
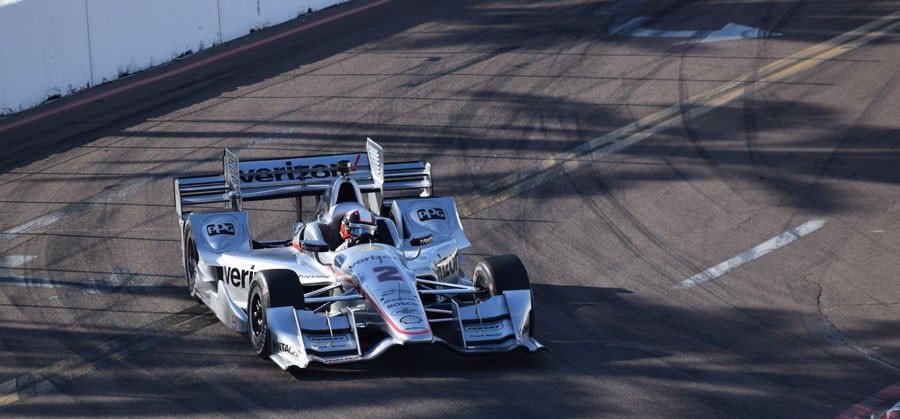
[0,255,36,289]
[0,255,35,268]
[674,220,826,289]
[456,10,900,217]
[610,16,782,44]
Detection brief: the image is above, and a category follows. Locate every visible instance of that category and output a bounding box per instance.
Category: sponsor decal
[239,159,356,184]
[417,207,446,221]
[385,300,419,310]
[400,315,423,325]
[433,249,459,280]
[223,266,253,288]
[380,292,416,305]
[378,289,399,301]
[393,307,418,315]
[206,223,235,236]
[465,322,503,331]
[346,254,392,271]
[309,335,350,348]
[464,322,505,337]
[272,341,305,358]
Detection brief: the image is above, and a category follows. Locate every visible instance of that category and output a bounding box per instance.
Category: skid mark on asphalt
[0,126,297,247]
[674,220,826,289]
[456,10,900,218]
[46,267,180,300]
[0,268,175,293]
[2,5,900,413]
[404,45,520,87]
[0,305,217,410]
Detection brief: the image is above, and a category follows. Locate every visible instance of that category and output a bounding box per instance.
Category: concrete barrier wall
[0,0,344,116]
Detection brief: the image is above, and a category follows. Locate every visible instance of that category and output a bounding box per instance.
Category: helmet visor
[347,223,376,237]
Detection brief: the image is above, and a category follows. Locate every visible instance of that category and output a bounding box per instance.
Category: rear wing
[174,138,431,218]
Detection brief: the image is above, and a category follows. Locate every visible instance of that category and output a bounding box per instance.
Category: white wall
[0,0,345,116]
[0,0,93,115]
[86,0,221,86]
[217,0,340,43]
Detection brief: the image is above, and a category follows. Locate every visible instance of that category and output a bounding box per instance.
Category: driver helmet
[340,208,377,240]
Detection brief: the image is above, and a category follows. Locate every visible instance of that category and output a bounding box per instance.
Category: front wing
[264,291,544,370]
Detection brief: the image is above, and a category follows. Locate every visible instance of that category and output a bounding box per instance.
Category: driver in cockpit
[335,208,377,251]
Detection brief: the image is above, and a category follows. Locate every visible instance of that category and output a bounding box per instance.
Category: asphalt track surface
[1,0,900,417]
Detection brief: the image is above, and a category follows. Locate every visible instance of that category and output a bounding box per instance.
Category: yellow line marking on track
[457,10,900,217]
[3,7,900,413]
[0,392,19,406]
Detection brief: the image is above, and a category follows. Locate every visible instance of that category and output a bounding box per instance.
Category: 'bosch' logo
[206,223,235,236]
[417,208,446,221]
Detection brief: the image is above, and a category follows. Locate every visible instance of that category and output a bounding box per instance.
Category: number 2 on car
[373,266,402,282]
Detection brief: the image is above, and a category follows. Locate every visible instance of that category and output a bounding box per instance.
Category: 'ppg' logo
[417,208,446,221]
[206,223,235,236]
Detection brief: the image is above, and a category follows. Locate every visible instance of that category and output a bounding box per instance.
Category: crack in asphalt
[813,280,900,373]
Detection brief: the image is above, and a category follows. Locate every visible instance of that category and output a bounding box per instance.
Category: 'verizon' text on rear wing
[174,138,431,219]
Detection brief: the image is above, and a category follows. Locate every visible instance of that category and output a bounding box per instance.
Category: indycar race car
[173,139,543,369]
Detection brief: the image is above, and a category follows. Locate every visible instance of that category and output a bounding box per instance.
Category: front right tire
[473,254,534,335]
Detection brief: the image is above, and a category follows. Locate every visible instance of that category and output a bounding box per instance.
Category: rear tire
[182,221,200,302]
[248,269,305,358]
[473,255,534,335]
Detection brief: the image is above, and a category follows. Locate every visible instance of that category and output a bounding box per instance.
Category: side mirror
[410,234,433,247]
[300,240,329,253]
[409,234,433,259]
[299,240,330,265]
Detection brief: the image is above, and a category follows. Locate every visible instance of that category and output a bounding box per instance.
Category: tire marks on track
[456,9,900,218]
[568,173,705,285]
[0,305,217,410]
[3,3,900,414]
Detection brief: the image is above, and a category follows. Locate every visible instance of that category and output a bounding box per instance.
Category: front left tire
[182,221,200,301]
[248,269,305,358]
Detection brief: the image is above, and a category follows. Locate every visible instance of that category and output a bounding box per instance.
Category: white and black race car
[173,139,543,369]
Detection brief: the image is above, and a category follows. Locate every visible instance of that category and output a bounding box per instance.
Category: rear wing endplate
[174,138,431,218]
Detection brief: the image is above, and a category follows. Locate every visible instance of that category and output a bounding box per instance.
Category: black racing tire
[248,269,305,359]
[182,220,200,302]
[473,254,534,335]
[474,254,531,297]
